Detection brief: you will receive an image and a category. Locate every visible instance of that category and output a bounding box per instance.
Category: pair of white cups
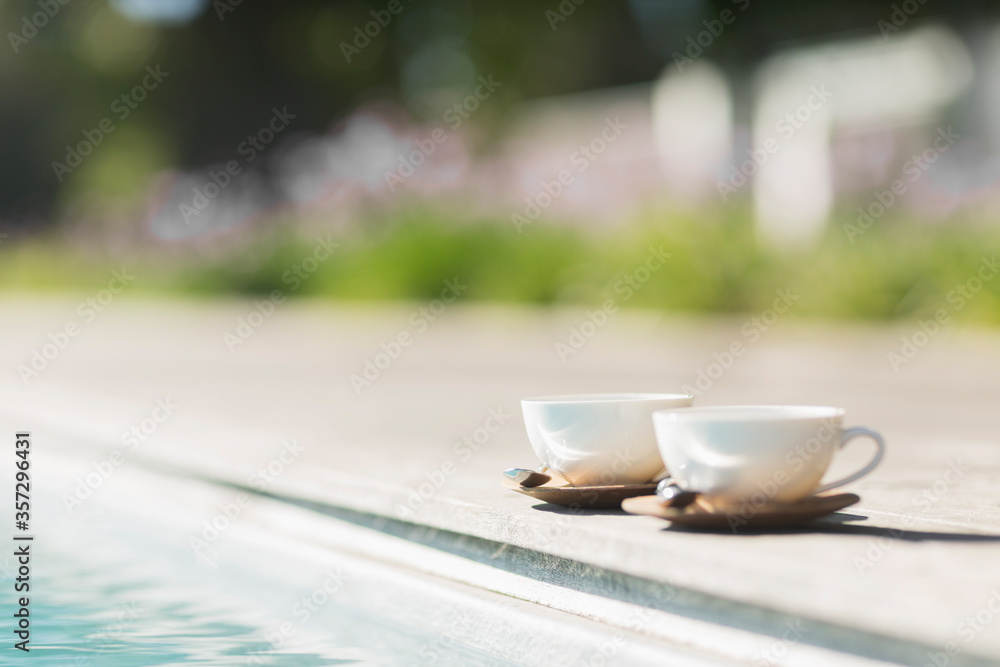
[521,393,885,504]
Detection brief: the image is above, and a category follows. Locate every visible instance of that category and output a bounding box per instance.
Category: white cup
[521,393,694,486]
[653,405,885,503]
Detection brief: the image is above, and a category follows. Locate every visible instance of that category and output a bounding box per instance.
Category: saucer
[621,492,860,530]
[501,475,657,509]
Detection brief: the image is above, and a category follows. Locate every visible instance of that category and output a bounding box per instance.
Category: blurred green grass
[3,206,1000,325]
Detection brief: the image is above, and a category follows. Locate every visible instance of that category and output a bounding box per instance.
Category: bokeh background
[5,0,1000,322]
[7,3,1000,665]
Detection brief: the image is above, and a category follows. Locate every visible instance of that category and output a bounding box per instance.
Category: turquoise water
[15,557,365,665]
[0,457,511,666]
[2,529,508,666]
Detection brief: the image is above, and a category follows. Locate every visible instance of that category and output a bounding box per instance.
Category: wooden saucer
[621,493,860,530]
[502,477,657,509]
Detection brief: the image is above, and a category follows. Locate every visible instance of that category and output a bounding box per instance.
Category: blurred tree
[0,0,664,230]
[0,0,990,230]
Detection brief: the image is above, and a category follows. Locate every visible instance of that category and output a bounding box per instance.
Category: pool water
[0,451,513,666]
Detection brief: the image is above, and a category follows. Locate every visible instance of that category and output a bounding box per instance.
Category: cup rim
[653,405,845,422]
[522,392,694,404]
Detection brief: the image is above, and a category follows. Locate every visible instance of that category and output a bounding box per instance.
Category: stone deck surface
[3,296,1000,664]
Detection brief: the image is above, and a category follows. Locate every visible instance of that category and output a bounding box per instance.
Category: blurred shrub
[3,205,1000,326]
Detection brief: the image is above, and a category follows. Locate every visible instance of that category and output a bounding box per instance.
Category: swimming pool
[6,448,517,666]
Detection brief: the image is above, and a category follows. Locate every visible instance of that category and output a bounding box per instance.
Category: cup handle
[814,427,885,494]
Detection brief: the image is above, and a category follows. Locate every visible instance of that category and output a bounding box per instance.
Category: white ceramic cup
[521,393,694,487]
[652,405,885,503]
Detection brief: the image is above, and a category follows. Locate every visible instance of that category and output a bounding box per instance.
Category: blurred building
[137,12,1000,250]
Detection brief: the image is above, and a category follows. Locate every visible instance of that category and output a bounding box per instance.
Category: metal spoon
[656,479,699,508]
[503,467,552,488]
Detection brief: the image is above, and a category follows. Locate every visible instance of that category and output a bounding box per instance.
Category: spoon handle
[656,479,699,508]
[503,468,552,488]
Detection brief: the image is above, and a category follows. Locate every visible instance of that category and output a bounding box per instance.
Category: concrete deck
[4,296,1000,665]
